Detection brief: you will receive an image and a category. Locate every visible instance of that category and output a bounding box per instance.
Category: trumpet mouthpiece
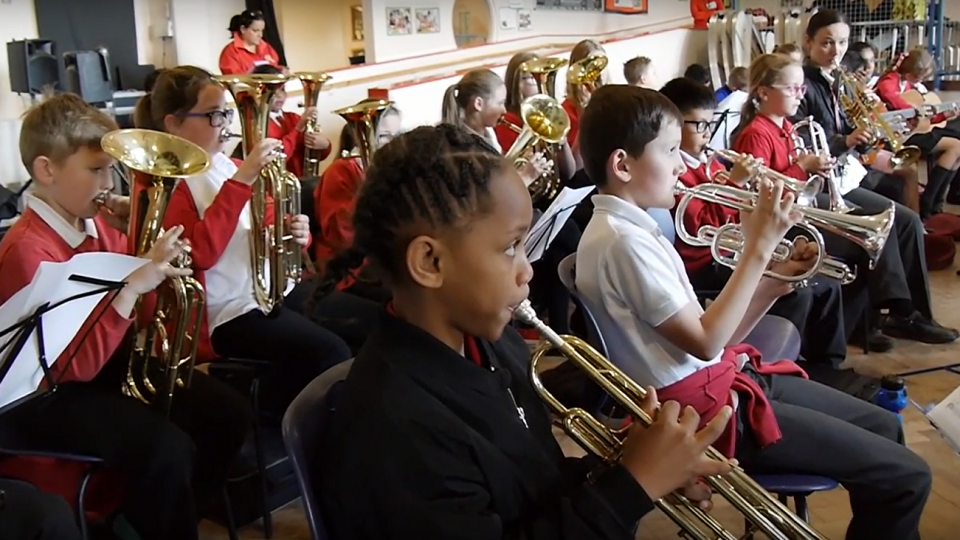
[512,300,538,325]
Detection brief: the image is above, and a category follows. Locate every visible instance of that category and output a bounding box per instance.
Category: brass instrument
[100,129,209,413]
[790,116,853,213]
[705,148,823,208]
[213,74,303,314]
[835,67,921,169]
[504,94,570,195]
[514,301,830,540]
[521,56,567,99]
[674,181,895,283]
[566,51,608,88]
[333,98,395,169]
[296,71,332,177]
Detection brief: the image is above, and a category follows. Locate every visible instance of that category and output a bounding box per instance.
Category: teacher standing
[218,10,288,75]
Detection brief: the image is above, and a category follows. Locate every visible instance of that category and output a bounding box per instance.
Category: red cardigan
[218,34,281,75]
[657,344,807,457]
[266,112,332,178]
[561,98,581,148]
[673,158,739,274]
[874,72,914,112]
[314,157,364,265]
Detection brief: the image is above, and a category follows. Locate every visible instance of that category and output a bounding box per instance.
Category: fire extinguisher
[691,0,724,29]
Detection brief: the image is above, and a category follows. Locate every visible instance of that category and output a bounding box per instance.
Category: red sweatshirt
[0,206,132,383]
[493,110,522,153]
[266,112,332,178]
[673,156,738,274]
[561,98,581,148]
[874,72,914,112]
[218,34,281,75]
[732,114,808,182]
[657,344,807,457]
[314,157,364,265]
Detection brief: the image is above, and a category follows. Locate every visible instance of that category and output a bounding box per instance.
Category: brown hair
[566,39,606,109]
[727,66,749,89]
[623,56,653,86]
[773,43,802,58]
[898,48,934,79]
[134,65,216,132]
[504,51,538,114]
[338,99,401,158]
[441,69,504,125]
[734,53,800,142]
[19,92,118,172]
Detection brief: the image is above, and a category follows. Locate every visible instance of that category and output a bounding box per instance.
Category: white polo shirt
[575,194,722,389]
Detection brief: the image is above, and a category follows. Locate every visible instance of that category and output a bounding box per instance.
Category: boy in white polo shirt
[574,84,931,540]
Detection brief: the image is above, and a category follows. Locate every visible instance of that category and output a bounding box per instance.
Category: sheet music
[524,185,594,264]
[925,386,960,455]
[836,154,868,195]
[0,252,149,409]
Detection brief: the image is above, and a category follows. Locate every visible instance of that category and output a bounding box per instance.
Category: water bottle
[875,375,908,422]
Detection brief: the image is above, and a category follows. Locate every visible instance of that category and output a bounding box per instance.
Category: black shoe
[882,312,959,344]
[850,329,895,353]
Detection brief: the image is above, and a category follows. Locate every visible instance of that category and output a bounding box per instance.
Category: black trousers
[690,265,848,366]
[735,375,931,540]
[819,186,932,319]
[0,478,81,540]
[211,281,353,414]
[1,360,253,540]
[530,219,581,334]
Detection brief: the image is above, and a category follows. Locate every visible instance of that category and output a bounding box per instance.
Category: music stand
[524,185,595,264]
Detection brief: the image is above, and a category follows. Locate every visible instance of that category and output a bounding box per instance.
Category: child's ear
[163,113,182,134]
[31,156,55,187]
[607,149,631,184]
[405,235,445,289]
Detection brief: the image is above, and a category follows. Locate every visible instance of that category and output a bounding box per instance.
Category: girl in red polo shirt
[251,64,331,177]
[218,10,286,75]
[874,48,960,215]
[136,66,351,416]
[563,40,607,150]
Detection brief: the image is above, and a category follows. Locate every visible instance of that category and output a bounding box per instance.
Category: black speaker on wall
[63,50,114,104]
[6,39,60,94]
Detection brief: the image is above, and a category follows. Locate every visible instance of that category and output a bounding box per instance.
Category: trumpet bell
[891,145,922,169]
[102,129,211,178]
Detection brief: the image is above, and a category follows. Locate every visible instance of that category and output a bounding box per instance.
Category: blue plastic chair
[556,253,837,532]
[281,359,354,540]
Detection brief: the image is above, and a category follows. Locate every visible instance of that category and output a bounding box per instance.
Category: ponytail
[731,97,758,146]
[441,84,462,125]
[133,93,158,130]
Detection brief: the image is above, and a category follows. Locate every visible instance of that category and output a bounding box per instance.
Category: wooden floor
[200,231,960,540]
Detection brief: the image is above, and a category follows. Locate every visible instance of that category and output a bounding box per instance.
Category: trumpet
[504,94,570,201]
[705,148,823,208]
[515,300,830,540]
[790,116,853,213]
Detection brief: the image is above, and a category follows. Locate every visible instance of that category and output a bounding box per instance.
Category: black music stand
[710,109,740,149]
[524,186,594,264]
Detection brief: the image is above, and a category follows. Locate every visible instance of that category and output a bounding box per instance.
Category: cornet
[705,148,822,208]
[515,301,830,540]
[790,116,853,213]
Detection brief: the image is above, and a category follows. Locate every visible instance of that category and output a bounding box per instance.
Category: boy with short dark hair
[0,93,252,540]
[575,83,931,540]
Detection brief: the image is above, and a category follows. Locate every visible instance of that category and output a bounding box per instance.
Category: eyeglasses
[683,120,714,134]
[184,109,235,128]
[771,84,807,96]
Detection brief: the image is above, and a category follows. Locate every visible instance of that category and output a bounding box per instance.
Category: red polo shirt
[561,98,581,148]
[874,72,914,112]
[732,114,808,182]
[673,156,738,274]
[218,34,281,75]
[493,111,522,153]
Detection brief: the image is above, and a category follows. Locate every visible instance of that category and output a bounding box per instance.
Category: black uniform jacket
[318,311,655,540]
[792,65,856,158]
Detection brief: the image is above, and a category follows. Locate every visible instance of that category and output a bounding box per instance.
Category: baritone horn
[212,74,303,314]
[504,94,570,201]
[333,98,395,169]
[514,301,830,540]
[296,71,332,177]
[100,129,210,414]
[705,148,823,208]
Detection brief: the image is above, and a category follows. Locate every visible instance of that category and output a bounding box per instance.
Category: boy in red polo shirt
[0,93,252,540]
[575,84,931,540]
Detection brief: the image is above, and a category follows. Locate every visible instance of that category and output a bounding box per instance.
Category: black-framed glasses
[683,120,714,134]
[184,109,235,128]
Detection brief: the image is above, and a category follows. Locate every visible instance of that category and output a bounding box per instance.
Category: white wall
[275,0,363,71]
[0,0,39,120]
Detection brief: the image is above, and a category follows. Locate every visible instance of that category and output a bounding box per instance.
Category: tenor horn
[212,74,303,314]
[333,98,395,169]
[100,129,209,414]
[514,301,831,540]
[296,71,332,177]
[504,94,570,202]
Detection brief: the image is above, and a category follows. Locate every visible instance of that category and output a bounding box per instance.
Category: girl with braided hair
[317,123,734,540]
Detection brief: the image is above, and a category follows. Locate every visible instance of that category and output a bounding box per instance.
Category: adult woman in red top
[218,10,286,75]
[251,64,331,177]
[874,48,960,216]
[737,51,957,345]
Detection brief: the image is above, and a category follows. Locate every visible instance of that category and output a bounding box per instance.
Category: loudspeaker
[63,50,114,104]
[6,39,59,94]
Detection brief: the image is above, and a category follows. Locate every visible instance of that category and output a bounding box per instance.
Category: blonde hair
[734,53,800,142]
[566,39,606,109]
[441,69,504,126]
[727,66,749,89]
[19,92,118,173]
[774,42,802,58]
[504,51,538,114]
[623,56,653,86]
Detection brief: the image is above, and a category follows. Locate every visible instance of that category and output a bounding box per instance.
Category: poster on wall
[518,9,532,30]
[386,7,412,35]
[603,0,648,14]
[415,7,440,33]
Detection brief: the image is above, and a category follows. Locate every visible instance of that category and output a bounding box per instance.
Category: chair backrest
[282,359,354,540]
[557,254,610,358]
[647,208,676,244]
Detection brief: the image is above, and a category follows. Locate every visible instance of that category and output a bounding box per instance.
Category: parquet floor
[200,222,960,540]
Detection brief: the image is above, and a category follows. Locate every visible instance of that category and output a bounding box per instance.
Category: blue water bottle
[875,375,908,422]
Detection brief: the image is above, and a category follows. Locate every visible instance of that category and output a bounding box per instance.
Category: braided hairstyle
[311,123,509,302]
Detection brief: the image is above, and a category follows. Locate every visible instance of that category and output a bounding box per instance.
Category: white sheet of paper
[926,385,960,455]
[837,154,868,195]
[524,185,595,264]
[0,252,150,409]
